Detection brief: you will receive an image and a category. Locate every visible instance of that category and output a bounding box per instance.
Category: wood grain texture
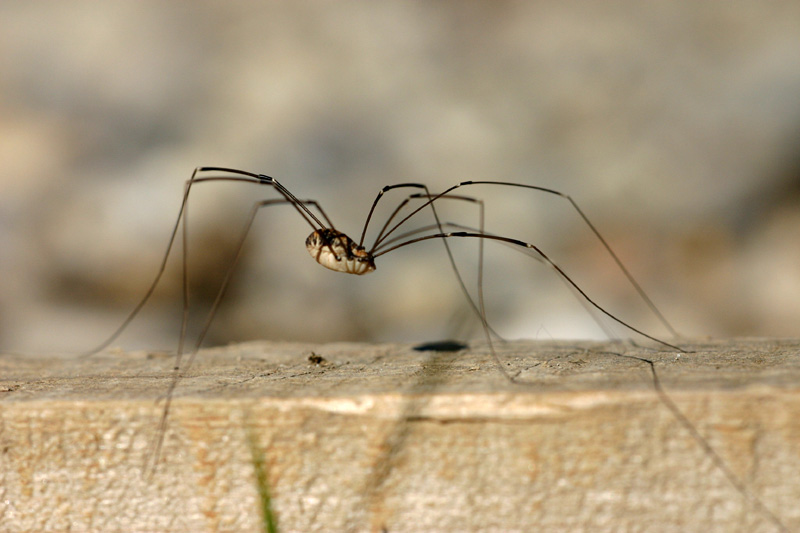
[1,338,798,532]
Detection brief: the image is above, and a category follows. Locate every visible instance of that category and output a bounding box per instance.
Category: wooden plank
[1,339,798,532]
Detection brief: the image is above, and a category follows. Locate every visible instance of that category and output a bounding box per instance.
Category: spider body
[305,228,376,275]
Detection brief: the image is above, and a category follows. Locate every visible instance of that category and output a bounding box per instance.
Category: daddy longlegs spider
[80,166,785,531]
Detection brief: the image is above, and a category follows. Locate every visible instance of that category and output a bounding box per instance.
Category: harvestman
[84,166,785,530]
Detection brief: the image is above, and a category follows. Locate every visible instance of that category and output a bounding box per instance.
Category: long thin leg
[359,183,429,247]
[178,179,191,362]
[363,189,504,341]
[79,168,333,358]
[196,167,330,230]
[375,181,679,339]
[607,349,788,532]
[362,186,427,249]
[147,197,327,475]
[377,218,626,347]
[78,169,269,357]
[375,230,785,529]
[378,193,498,341]
[359,184,499,344]
[374,231,685,354]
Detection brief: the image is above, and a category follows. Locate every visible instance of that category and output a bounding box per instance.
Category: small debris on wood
[308,352,327,365]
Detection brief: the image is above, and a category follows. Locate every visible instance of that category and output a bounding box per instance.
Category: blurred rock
[1,2,799,352]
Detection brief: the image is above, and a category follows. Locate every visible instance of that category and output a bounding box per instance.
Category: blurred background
[1,2,799,353]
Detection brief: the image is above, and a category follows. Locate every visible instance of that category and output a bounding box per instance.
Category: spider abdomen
[305,229,376,275]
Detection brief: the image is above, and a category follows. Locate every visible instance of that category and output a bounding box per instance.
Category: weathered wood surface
[1,338,799,532]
